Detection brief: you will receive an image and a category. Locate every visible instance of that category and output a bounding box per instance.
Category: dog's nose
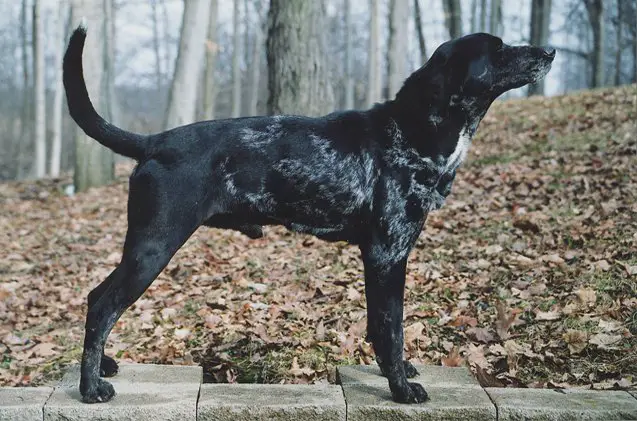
[542,47,556,58]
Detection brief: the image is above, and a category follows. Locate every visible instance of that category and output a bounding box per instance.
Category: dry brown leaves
[1,85,635,389]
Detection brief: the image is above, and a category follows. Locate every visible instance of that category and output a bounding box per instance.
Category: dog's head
[398,33,555,113]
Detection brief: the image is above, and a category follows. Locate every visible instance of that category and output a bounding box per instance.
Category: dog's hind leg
[86,279,120,378]
[80,216,196,403]
[361,250,428,404]
[80,168,201,403]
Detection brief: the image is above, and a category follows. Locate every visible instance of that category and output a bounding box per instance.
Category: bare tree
[613,0,621,86]
[17,0,30,179]
[103,0,118,125]
[386,0,409,99]
[366,0,381,107]
[164,0,212,129]
[480,0,487,32]
[344,0,355,109]
[490,0,502,36]
[150,0,163,92]
[231,0,241,117]
[414,0,427,62]
[203,0,219,120]
[470,0,478,33]
[528,0,552,95]
[247,0,264,116]
[584,0,604,87]
[266,0,334,116]
[71,0,115,191]
[32,0,46,178]
[634,1,637,83]
[50,0,71,177]
[442,0,463,39]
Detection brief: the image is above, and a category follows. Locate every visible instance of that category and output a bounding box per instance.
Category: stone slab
[0,387,53,421]
[342,383,496,421]
[628,389,637,400]
[43,363,201,421]
[486,387,637,421]
[198,383,346,421]
[337,364,481,388]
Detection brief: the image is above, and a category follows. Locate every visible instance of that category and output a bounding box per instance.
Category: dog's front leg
[361,250,428,403]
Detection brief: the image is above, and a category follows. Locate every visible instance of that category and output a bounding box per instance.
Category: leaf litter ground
[1,85,635,390]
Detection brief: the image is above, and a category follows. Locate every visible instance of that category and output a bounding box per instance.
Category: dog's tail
[63,22,148,160]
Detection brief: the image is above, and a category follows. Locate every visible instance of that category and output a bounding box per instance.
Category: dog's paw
[391,382,429,404]
[404,360,419,378]
[81,378,116,403]
[238,225,263,239]
[100,355,119,378]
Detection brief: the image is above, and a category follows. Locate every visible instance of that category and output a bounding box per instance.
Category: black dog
[63,23,554,403]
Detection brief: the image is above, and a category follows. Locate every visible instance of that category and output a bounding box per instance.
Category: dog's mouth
[495,45,556,92]
[529,47,556,82]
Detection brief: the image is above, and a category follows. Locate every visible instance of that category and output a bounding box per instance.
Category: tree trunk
[470,0,478,33]
[442,0,463,39]
[17,0,30,180]
[103,0,118,124]
[231,0,241,117]
[634,1,637,83]
[72,0,115,192]
[387,0,409,98]
[490,0,502,36]
[164,0,211,129]
[203,0,219,120]
[247,4,264,116]
[33,0,46,178]
[150,0,163,92]
[50,1,71,177]
[344,0,355,109]
[613,0,621,86]
[266,0,334,116]
[160,0,173,81]
[414,0,427,62]
[366,0,381,107]
[528,0,552,96]
[585,0,604,88]
[480,0,487,32]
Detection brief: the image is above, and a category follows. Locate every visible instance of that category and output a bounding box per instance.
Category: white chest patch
[444,129,471,173]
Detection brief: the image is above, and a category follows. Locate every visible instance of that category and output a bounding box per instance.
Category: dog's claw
[81,378,115,403]
[100,355,119,378]
[392,382,429,404]
[404,361,419,378]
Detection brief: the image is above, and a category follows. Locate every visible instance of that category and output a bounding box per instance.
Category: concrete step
[1,364,635,420]
[486,387,637,421]
[43,364,201,421]
[0,386,53,421]
[198,383,346,421]
[337,364,496,421]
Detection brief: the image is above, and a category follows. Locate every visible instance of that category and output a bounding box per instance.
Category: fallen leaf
[588,333,622,350]
[563,330,587,354]
[30,343,57,358]
[575,288,597,307]
[466,327,496,344]
[174,328,191,340]
[495,301,516,340]
[535,310,561,321]
[441,346,463,367]
[346,287,361,301]
[597,319,622,333]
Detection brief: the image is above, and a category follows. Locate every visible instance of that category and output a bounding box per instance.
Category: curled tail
[63,23,148,160]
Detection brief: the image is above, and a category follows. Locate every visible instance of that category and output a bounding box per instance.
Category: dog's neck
[382,95,490,163]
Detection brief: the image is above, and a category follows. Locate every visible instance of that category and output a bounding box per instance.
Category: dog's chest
[391,129,472,212]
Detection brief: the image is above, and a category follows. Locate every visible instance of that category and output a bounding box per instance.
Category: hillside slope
[1,85,635,389]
